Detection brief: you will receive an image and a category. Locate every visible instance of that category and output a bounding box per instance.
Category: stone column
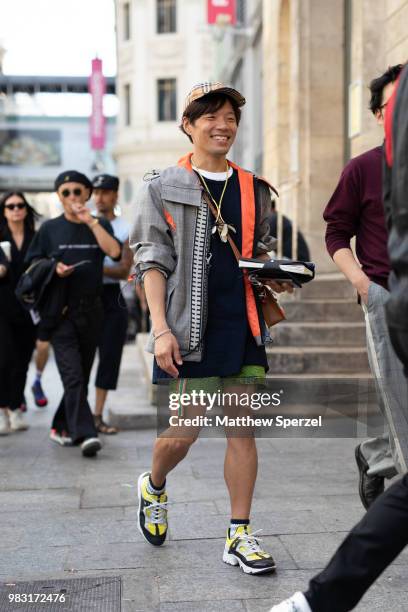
[347,0,386,157]
[385,0,408,64]
[263,0,345,272]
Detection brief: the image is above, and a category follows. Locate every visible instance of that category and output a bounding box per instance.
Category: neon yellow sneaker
[137,472,168,546]
[223,525,276,574]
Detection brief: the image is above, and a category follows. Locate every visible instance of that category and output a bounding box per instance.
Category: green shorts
[169,365,266,395]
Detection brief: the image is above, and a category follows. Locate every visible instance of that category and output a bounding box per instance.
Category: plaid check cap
[183,82,246,112]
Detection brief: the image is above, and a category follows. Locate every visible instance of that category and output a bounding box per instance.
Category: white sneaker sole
[223,549,276,575]
[81,438,102,457]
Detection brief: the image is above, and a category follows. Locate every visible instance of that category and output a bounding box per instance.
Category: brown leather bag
[248,274,286,327]
[201,190,286,328]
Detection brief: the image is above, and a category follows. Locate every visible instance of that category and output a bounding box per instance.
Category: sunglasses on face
[4,203,26,210]
[61,188,84,198]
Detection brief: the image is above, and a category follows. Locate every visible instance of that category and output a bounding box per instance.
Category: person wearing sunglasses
[26,170,121,457]
[0,192,39,435]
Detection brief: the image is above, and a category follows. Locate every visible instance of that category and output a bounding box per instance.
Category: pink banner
[207,0,236,25]
[89,58,106,150]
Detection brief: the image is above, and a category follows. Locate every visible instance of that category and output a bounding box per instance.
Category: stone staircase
[267,273,370,378]
[111,273,374,428]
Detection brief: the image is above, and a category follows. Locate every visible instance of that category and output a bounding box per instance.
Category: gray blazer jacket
[130,160,276,361]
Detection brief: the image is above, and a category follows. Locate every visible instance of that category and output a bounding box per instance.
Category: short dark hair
[0,191,40,238]
[179,93,241,142]
[369,64,404,114]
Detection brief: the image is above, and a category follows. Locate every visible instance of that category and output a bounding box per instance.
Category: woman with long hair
[0,192,39,434]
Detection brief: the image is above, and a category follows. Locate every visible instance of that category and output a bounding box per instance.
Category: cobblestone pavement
[0,347,407,611]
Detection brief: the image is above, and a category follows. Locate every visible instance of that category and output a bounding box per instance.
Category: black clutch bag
[239,257,315,288]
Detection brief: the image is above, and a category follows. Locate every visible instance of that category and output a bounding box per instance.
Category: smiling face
[183,99,238,160]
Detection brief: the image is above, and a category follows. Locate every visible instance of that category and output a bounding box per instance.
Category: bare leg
[94,387,108,417]
[150,402,206,487]
[151,436,195,486]
[94,387,118,434]
[223,384,258,519]
[35,340,50,373]
[224,436,258,518]
[31,340,50,407]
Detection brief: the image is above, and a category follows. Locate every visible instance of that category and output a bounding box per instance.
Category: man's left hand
[256,254,294,293]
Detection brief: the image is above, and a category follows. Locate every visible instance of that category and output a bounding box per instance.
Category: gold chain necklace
[193,159,236,242]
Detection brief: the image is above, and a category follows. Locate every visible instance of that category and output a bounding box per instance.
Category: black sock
[229,519,250,537]
[148,474,166,493]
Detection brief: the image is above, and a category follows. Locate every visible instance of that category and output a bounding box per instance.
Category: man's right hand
[56,262,74,278]
[353,274,371,305]
[332,249,371,306]
[155,332,183,378]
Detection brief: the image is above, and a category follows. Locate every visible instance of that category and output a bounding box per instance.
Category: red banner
[207,0,236,25]
[89,58,106,150]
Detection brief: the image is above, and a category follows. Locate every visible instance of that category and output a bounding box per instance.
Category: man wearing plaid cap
[130,82,293,574]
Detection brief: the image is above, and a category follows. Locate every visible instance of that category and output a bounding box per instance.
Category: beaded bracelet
[153,328,172,341]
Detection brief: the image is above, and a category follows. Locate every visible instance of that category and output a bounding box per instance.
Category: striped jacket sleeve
[129,178,177,282]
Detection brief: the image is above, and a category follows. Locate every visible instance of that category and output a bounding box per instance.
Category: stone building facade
[217,0,408,268]
[113,0,213,217]
[114,0,408,265]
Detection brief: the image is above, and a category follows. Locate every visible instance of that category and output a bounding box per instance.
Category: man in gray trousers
[323,64,407,508]
[268,60,408,612]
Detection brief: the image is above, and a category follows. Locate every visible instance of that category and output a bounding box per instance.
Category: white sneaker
[223,525,276,575]
[269,592,313,612]
[49,429,73,446]
[9,409,29,431]
[81,437,102,457]
[0,409,10,435]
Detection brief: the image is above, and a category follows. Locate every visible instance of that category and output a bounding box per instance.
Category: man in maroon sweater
[269,62,408,612]
[323,64,407,510]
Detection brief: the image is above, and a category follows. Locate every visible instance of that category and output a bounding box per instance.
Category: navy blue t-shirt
[153,168,267,382]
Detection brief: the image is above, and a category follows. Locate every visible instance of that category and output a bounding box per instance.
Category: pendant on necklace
[220,224,228,242]
[217,223,236,242]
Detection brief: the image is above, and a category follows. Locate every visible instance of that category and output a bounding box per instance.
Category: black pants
[305,474,408,612]
[95,284,128,390]
[0,314,36,410]
[51,301,102,443]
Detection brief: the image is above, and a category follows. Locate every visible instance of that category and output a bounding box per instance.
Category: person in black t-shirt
[26,170,121,458]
